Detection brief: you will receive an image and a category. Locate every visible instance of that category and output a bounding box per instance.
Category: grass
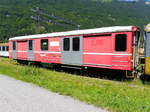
[0,57,150,112]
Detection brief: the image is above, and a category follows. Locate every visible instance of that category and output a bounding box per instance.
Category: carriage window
[73,37,80,51]
[0,46,1,51]
[115,34,127,51]
[13,41,16,50]
[2,46,5,51]
[63,38,70,51]
[6,46,9,51]
[41,39,48,51]
[29,40,33,50]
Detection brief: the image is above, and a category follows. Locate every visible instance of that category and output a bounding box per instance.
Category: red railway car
[0,43,9,57]
[9,26,140,77]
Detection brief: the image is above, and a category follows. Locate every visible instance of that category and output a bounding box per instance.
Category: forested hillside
[0,0,149,42]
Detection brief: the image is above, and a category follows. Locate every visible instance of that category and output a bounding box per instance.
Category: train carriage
[0,43,9,57]
[9,26,140,77]
[144,24,150,75]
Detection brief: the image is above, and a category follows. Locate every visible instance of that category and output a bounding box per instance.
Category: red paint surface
[34,37,61,63]
[9,26,138,71]
[9,41,12,58]
[17,41,28,60]
[83,32,133,70]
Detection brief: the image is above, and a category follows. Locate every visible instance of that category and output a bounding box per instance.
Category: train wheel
[17,60,28,65]
[125,71,135,79]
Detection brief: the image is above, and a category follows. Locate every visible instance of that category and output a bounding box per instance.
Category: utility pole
[31,7,41,33]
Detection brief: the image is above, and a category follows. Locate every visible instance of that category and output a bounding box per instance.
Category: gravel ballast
[0,75,106,112]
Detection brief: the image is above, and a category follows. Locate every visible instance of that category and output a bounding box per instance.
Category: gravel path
[0,75,107,112]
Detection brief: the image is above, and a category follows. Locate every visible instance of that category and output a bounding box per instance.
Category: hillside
[0,0,150,42]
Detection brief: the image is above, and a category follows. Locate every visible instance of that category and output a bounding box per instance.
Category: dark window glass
[63,38,70,51]
[2,46,5,51]
[29,40,33,50]
[115,34,127,51]
[73,37,80,51]
[0,46,1,51]
[6,46,9,51]
[13,41,16,50]
[41,39,48,51]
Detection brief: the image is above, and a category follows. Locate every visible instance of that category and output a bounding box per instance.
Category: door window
[73,37,80,51]
[13,41,16,50]
[29,40,33,50]
[63,38,70,51]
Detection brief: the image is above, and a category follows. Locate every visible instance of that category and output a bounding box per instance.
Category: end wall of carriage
[145,32,150,75]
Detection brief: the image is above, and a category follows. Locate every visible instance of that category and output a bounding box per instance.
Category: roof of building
[9,26,136,41]
[0,43,8,46]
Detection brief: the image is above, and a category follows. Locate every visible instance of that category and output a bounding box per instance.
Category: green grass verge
[0,57,150,112]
